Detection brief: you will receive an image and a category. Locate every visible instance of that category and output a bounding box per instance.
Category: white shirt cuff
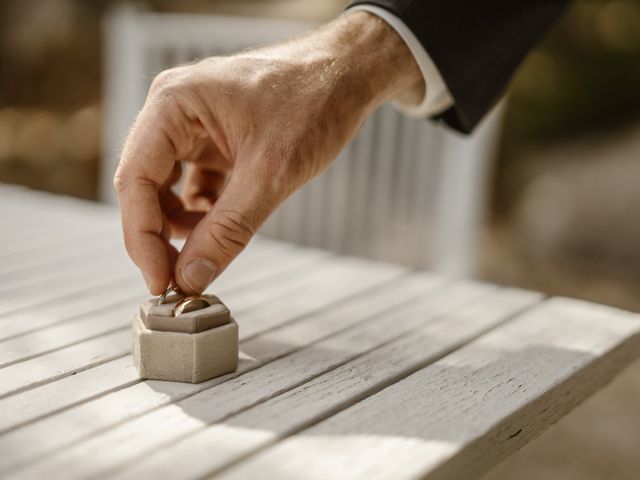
[347,4,454,118]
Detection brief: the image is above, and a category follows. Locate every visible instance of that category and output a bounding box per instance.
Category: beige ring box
[133,293,239,383]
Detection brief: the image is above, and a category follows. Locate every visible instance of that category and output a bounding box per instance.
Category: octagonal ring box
[133,293,239,383]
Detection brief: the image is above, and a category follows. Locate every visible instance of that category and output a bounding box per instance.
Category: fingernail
[181,259,216,293]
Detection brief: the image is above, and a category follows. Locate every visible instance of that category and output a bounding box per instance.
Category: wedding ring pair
[157,286,211,316]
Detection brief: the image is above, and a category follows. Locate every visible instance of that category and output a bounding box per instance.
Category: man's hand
[114,11,423,295]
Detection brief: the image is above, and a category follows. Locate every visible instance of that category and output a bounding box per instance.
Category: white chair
[102,5,502,276]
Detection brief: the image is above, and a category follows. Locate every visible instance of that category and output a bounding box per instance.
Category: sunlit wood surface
[1,183,639,480]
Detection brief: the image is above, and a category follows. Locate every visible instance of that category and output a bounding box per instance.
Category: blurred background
[1,1,639,478]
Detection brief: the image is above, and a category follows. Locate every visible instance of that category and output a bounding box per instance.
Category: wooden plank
[9,280,493,479]
[214,297,640,480]
[235,257,406,340]
[0,218,94,241]
[0,276,146,341]
[0,357,138,435]
[0,205,112,232]
[111,288,542,480]
[220,255,370,316]
[214,242,321,293]
[0,185,116,222]
[0,329,131,399]
[0,230,119,272]
[0,199,106,229]
[0,225,120,257]
[0,242,126,291]
[0,241,129,295]
[0,256,135,316]
[0,192,120,254]
[0,272,433,473]
[0,307,132,369]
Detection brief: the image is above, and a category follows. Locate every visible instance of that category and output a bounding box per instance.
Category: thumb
[174,166,279,294]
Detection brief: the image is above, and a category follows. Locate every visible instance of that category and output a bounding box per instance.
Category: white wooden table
[1,183,639,480]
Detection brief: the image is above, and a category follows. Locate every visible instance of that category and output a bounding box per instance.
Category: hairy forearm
[245,10,424,121]
[333,10,425,110]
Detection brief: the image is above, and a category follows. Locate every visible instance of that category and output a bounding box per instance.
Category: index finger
[114,106,177,295]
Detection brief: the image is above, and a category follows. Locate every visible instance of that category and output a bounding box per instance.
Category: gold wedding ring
[157,286,211,316]
[173,296,212,316]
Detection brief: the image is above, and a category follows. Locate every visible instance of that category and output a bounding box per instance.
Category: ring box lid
[139,294,231,334]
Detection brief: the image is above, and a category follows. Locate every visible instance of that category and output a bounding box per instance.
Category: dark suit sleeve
[347,0,570,133]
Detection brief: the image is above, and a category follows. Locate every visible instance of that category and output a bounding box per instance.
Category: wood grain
[215,298,640,480]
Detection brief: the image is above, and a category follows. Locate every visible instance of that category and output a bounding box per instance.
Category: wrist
[328,10,424,114]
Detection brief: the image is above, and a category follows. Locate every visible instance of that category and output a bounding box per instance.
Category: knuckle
[205,210,255,257]
[146,66,214,138]
[150,67,183,95]
[148,67,193,110]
